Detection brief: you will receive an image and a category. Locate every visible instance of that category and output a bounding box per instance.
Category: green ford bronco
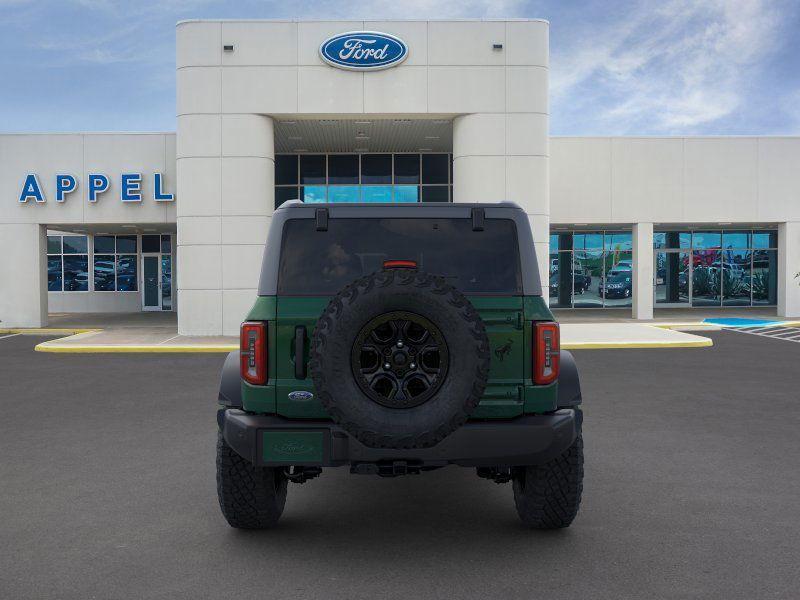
[216,201,583,529]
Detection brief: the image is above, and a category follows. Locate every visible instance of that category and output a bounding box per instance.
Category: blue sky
[1,0,798,135]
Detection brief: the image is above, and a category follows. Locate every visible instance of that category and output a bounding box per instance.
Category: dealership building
[1,19,799,335]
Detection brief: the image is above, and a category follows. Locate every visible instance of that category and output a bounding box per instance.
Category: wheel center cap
[392,351,408,366]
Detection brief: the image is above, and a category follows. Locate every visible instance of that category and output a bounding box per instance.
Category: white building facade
[0,19,798,332]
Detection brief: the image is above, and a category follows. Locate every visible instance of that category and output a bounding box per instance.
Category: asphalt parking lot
[1,331,799,600]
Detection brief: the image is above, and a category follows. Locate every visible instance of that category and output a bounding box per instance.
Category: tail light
[533,322,560,385]
[240,321,267,385]
[383,259,417,269]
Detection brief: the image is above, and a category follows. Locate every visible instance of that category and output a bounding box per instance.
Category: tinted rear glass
[278,218,521,295]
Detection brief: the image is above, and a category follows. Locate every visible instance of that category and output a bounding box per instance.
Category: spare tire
[309,268,490,449]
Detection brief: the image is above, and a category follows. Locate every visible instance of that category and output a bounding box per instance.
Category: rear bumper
[218,408,581,468]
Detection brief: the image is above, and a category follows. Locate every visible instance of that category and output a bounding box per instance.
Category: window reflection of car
[678,270,689,293]
[599,273,631,298]
[66,273,89,291]
[574,268,591,293]
[548,268,591,296]
[94,262,114,276]
[608,262,632,277]
[614,260,633,271]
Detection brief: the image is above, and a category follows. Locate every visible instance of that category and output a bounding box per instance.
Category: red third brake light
[533,322,560,385]
[383,259,417,269]
[240,321,267,385]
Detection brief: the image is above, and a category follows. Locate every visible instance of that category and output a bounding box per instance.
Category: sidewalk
[560,323,712,349]
[1,311,718,353]
[34,329,237,353]
[552,306,780,324]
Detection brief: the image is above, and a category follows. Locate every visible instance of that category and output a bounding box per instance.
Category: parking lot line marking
[771,330,800,338]
[0,333,21,341]
[725,326,800,344]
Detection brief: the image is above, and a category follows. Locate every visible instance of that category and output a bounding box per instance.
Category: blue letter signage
[121,173,142,202]
[319,31,408,71]
[87,174,109,203]
[17,173,175,204]
[56,174,77,202]
[19,174,44,203]
[153,173,174,202]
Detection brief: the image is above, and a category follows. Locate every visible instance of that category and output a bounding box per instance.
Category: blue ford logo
[319,31,408,71]
[288,390,314,402]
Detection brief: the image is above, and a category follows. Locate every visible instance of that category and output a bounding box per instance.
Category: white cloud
[551,0,791,133]
[39,0,528,66]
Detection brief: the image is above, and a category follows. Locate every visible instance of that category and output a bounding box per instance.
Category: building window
[274,153,453,208]
[93,235,138,292]
[549,231,632,309]
[654,229,777,307]
[161,235,173,310]
[47,235,89,292]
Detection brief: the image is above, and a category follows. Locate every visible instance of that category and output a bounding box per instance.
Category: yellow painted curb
[35,343,237,353]
[562,338,713,350]
[651,323,722,331]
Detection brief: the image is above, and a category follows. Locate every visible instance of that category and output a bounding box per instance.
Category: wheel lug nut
[396,341,403,348]
[384,363,391,369]
[410,363,416,369]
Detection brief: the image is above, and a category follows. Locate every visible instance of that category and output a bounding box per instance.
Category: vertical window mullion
[750,236,754,306]
[114,235,119,291]
[419,154,422,203]
[60,235,64,292]
[600,232,605,308]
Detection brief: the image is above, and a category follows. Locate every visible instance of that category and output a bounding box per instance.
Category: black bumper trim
[219,409,580,468]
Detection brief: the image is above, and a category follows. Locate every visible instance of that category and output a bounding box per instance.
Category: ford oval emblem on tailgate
[288,390,314,402]
[319,31,408,71]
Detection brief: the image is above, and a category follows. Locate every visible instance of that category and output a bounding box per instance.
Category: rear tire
[512,433,583,529]
[216,432,288,529]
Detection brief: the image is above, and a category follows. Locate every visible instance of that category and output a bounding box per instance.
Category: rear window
[277,217,522,295]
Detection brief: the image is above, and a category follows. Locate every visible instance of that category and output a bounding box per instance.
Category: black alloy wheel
[351,311,449,409]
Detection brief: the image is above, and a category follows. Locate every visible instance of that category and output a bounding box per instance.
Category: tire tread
[216,432,288,529]
[512,434,584,529]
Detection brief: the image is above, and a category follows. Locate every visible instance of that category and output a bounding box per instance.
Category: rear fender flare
[218,350,242,410]
[557,350,582,408]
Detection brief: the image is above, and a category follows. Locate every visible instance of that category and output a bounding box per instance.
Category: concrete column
[632,222,654,320]
[778,221,800,318]
[177,113,274,336]
[453,113,549,296]
[0,224,47,327]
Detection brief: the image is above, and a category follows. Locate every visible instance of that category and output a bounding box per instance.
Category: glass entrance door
[142,255,161,311]
[654,251,690,307]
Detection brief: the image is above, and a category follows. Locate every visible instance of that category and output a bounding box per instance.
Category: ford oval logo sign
[319,31,408,71]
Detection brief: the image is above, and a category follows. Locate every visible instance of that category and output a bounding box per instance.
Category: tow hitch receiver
[351,461,423,477]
